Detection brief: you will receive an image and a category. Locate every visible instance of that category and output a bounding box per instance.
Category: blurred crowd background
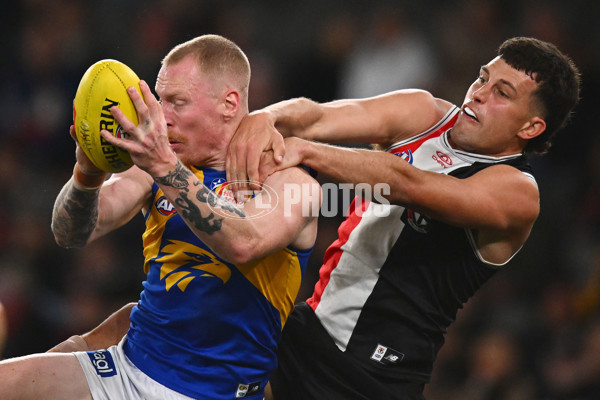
[1,0,599,398]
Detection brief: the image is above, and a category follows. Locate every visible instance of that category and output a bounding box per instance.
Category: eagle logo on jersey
[156,240,231,292]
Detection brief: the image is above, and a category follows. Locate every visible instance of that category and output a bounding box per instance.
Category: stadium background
[0,0,599,398]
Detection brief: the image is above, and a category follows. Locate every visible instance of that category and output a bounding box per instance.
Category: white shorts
[74,338,193,400]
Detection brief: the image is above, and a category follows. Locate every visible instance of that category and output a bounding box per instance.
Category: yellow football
[73,59,141,173]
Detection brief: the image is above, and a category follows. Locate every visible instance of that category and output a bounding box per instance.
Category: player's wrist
[250,109,282,136]
[148,154,180,180]
[287,137,310,164]
[73,163,108,192]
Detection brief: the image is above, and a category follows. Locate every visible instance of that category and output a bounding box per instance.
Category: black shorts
[270,302,425,400]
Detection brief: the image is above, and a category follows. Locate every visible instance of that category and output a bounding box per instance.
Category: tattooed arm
[154,160,319,264]
[51,177,102,248]
[51,166,154,248]
[154,161,244,235]
[101,80,319,263]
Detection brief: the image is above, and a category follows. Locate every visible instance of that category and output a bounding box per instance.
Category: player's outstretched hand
[100,80,177,178]
[226,111,286,197]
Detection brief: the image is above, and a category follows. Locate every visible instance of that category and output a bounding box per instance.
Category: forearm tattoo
[155,161,246,235]
[51,182,99,248]
[154,161,193,189]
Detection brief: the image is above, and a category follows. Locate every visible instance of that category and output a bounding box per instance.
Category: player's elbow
[54,236,86,249]
[52,230,76,249]
[223,237,264,264]
[51,223,87,249]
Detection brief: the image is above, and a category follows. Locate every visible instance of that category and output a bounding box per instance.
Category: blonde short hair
[163,34,251,99]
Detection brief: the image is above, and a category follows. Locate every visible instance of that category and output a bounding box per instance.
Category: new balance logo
[236,381,261,398]
[370,344,405,366]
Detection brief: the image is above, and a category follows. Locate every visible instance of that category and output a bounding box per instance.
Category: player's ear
[517,116,546,140]
[222,90,240,122]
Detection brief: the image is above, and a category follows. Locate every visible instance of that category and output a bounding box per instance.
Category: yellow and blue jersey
[123,167,312,399]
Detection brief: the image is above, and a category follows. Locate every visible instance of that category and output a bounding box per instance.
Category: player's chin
[174,152,195,167]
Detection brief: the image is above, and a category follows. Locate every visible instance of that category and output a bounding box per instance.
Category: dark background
[1,0,599,398]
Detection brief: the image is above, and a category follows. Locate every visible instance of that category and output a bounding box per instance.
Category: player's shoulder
[472,163,539,196]
[404,90,455,127]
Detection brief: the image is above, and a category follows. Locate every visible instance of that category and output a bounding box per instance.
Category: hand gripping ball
[73,59,142,173]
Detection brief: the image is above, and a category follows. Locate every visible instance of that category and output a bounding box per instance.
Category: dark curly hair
[498,37,581,155]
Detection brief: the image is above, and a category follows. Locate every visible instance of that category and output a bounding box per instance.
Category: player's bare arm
[154,159,245,236]
[271,90,452,145]
[52,115,154,249]
[51,125,108,248]
[226,90,452,191]
[103,80,319,263]
[278,138,539,264]
[48,303,136,353]
[52,177,102,248]
[152,160,319,263]
[52,166,153,248]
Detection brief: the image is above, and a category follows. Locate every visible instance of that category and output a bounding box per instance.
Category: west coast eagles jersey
[123,167,312,399]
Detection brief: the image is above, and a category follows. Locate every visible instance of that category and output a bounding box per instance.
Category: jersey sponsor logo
[156,240,232,292]
[370,344,405,366]
[87,349,117,377]
[432,150,452,168]
[406,209,430,234]
[235,382,261,398]
[155,196,177,216]
[393,149,414,164]
[436,150,452,165]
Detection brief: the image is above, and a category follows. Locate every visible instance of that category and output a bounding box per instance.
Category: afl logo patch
[407,209,430,234]
[156,196,176,216]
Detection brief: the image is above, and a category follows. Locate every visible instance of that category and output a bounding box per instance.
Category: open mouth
[463,106,478,122]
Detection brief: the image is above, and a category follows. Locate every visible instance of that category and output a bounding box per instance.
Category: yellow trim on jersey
[237,247,302,328]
